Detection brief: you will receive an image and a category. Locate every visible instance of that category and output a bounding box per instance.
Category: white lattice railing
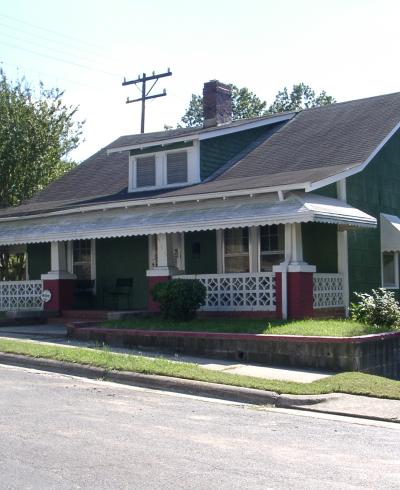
[178,273,276,311]
[313,273,344,309]
[0,280,43,311]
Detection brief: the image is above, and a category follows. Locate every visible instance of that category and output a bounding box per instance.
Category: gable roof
[0,91,399,220]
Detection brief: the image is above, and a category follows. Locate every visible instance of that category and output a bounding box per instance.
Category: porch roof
[381,213,400,252]
[0,192,376,246]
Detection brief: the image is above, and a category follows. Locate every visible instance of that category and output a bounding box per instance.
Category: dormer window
[136,155,156,188]
[167,151,188,184]
[129,143,200,192]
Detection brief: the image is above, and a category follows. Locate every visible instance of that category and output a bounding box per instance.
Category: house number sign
[41,289,52,303]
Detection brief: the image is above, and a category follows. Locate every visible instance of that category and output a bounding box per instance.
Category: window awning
[0,192,376,246]
[381,213,400,252]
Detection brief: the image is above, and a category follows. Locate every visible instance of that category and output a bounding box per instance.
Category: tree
[180,85,267,127]
[268,83,335,113]
[180,82,335,127]
[0,70,84,279]
[0,70,83,208]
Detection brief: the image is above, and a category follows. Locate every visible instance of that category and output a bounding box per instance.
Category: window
[136,155,156,188]
[73,240,92,280]
[167,151,188,184]
[224,228,249,273]
[129,144,200,192]
[260,224,285,271]
[382,251,399,288]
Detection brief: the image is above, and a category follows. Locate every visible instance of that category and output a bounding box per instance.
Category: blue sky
[1,0,399,162]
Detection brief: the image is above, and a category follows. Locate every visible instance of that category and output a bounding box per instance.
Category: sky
[0,0,399,162]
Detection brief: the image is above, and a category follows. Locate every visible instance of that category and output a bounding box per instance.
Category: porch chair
[74,279,95,308]
[102,278,133,310]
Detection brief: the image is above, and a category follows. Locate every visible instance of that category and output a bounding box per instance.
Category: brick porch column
[41,242,76,313]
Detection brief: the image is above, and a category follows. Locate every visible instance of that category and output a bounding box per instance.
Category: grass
[1,338,400,400]
[103,318,397,337]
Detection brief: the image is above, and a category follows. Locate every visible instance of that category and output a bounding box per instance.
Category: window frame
[129,143,200,192]
[259,224,285,272]
[381,251,399,289]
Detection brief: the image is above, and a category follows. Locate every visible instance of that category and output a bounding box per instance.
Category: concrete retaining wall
[68,324,400,379]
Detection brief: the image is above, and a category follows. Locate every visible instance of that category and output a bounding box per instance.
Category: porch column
[274,223,316,320]
[337,179,350,315]
[146,233,180,312]
[41,241,76,313]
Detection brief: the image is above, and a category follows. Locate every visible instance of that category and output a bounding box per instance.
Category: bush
[151,279,206,321]
[350,288,400,329]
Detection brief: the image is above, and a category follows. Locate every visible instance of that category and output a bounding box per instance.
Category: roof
[0,192,376,246]
[1,91,399,220]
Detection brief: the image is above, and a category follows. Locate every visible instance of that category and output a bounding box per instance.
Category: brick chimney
[203,80,232,127]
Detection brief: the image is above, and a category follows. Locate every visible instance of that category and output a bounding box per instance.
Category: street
[0,365,399,489]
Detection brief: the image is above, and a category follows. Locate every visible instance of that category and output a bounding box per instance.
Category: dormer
[128,141,200,192]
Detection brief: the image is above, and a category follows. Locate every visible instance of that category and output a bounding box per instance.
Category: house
[0,80,399,319]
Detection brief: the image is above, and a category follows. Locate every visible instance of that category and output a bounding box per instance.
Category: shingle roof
[1,91,399,219]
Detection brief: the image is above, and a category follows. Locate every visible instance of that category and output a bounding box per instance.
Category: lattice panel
[178,273,276,311]
[0,281,43,311]
[313,274,344,309]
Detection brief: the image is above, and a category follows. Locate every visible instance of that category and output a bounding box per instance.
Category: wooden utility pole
[122,69,172,133]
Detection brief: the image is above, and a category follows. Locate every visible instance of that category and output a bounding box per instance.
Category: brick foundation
[287,272,314,319]
[42,279,75,313]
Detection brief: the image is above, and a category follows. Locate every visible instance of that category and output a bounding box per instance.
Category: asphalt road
[0,365,399,490]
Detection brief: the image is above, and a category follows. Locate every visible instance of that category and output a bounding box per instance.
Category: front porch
[0,223,347,319]
[0,190,377,319]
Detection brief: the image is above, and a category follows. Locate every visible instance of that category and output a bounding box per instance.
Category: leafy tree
[268,83,335,113]
[0,70,84,279]
[180,82,335,127]
[180,85,267,127]
[0,69,83,208]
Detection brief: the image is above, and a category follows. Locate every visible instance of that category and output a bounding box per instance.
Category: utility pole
[122,68,172,133]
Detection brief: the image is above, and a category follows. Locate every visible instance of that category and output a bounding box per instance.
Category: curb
[0,352,399,424]
[0,352,279,406]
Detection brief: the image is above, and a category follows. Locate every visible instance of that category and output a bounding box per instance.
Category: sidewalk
[0,324,400,423]
[0,323,332,383]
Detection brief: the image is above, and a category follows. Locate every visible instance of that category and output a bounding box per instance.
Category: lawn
[103,318,397,337]
[0,338,399,400]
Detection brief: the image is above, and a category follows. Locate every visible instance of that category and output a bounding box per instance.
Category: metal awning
[381,213,400,252]
[0,192,376,246]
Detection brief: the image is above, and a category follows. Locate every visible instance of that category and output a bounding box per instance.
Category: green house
[0,81,399,319]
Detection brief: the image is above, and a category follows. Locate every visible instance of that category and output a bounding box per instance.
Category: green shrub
[350,288,400,329]
[151,279,206,321]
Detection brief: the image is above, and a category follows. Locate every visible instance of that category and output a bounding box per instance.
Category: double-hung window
[382,251,399,288]
[73,240,92,280]
[224,228,249,273]
[260,224,285,271]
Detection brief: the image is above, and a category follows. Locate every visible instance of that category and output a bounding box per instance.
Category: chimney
[203,80,232,127]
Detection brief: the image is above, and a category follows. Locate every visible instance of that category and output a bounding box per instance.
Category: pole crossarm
[122,68,172,133]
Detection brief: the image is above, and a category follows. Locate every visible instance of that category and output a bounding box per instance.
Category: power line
[0,29,118,74]
[0,39,121,78]
[123,69,173,133]
[0,21,110,65]
[0,13,106,54]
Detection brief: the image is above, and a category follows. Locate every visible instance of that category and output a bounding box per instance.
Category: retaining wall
[68,324,400,379]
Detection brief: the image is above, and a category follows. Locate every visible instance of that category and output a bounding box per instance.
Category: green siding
[312,183,337,199]
[302,223,338,273]
[95,236,148,309]
[130,141,193,156]
[347,129,400,298]
[27,243,50,279]
[184,231,217,274]
[200,125,281,179]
